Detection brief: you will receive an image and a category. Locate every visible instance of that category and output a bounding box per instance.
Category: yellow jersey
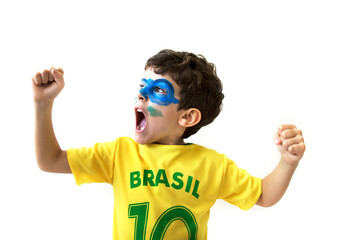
[68,137,262,240]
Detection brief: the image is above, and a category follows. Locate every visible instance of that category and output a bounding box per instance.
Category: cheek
[148,104,179,123]
[147,106,163,117]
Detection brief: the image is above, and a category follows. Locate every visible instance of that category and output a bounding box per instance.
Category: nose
[137,90,148,102]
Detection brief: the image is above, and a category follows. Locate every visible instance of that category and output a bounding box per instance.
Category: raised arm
[33,68,71,173]
[256,124,305,207]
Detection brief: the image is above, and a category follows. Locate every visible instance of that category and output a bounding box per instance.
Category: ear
[178,108,201,128]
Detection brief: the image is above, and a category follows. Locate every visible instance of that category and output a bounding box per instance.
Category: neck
[154,138,186,145]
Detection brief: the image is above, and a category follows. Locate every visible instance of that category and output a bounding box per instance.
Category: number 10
[128,202,198,240]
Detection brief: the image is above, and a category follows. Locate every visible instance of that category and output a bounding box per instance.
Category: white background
[1,0,359,239]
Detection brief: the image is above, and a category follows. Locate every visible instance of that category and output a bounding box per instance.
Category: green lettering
[155,169,170,187]
[171,172,184,190]
[150,206,198,240]
[192,180,200,199]
[128,202,149,240]
[129,203,198,240]
[130,171,141,189]
[143,169,155,186]
[185,176,193,193]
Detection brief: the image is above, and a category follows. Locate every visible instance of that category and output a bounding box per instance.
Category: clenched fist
[274,124,305,166]
[32,67,64,104]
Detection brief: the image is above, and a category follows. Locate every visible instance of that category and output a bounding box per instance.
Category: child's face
[134,68,187,145]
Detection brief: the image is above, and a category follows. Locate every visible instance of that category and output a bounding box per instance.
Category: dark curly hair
[145,49,224,139]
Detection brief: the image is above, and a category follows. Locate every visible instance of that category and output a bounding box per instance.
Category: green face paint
[147,106,163,117]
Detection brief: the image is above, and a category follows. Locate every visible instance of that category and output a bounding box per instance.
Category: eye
[154,86,166,94]
[139,83,145,89]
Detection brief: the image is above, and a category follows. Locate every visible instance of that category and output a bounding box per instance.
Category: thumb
[273,131,282,146]
[51,68,65,86]
[273,131,285,153]
[57,67,64,75]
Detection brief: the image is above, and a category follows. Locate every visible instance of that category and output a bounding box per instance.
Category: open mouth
[135,108,147,132]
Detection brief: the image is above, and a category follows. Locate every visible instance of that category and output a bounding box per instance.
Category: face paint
[147,106,163,117]
[139,78,180,106]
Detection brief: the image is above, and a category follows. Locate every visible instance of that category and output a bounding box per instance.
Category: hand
[274,124,305,166]
[32,67,65,104]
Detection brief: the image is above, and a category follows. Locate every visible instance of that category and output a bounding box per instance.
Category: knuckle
[41,70,49,82]
[282,139,289,149]
[282,129,293,139]
[288,145,295,153]
[34,72,42,83]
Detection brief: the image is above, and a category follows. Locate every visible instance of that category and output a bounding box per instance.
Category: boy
[33,49,305,239]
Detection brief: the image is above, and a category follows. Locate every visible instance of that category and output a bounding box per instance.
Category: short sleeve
[218,155,262,210]
[67,140,117,185]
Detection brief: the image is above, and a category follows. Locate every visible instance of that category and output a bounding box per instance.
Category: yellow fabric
[67,137,262,240]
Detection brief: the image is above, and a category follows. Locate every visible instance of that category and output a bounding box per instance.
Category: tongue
[140,118,146,130]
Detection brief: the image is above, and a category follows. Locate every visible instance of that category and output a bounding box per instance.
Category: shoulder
[116,136,137,145]
[187,143,225,164]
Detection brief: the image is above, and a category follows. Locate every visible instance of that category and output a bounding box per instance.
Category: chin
[134,134,152,145]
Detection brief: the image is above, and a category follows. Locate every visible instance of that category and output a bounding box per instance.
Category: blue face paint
[139,78,180,106]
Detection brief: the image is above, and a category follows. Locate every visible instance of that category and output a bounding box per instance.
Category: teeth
[137,109,143,112]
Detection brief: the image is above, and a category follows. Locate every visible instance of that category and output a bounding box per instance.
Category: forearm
[256,159,298,207]
[34,101,63,171]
